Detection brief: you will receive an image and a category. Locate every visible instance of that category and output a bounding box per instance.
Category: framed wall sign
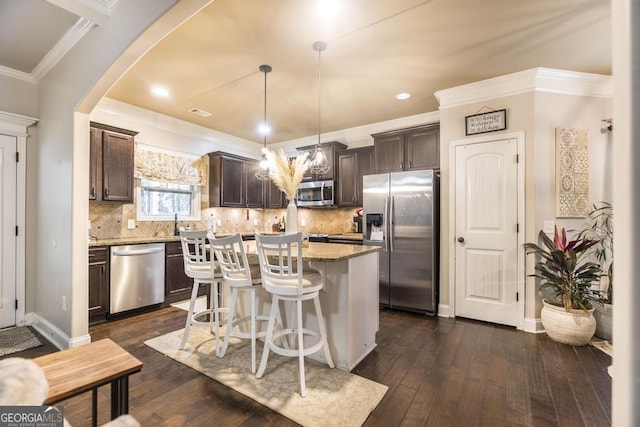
[465,109,507,135]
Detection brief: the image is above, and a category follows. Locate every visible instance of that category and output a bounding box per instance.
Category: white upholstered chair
[208,233,269,373]
[179,230,226,354]
[254,232,334,397]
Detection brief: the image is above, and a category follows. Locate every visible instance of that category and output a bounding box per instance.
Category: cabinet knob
[104,187,109,198]
[457,236,465,243]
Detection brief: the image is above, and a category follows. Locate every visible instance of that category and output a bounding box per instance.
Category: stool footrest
[268,328,324,358]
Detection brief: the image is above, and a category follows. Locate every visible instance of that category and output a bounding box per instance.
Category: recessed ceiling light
[395,92,411,100]
[151,86,169,97]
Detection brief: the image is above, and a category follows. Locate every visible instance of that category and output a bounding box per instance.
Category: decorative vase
[285,198,298,235]
[593,302,613,341]
[540,299,596,346]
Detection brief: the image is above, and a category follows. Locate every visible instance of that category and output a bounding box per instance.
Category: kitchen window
[136,179,201,221]
[134,145,206,221]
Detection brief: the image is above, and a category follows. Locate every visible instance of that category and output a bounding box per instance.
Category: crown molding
[0,65,35,83]
[92,98,261,157]
[435,67,612,109]
[47,0,117,26]
[273,111,441,151]
[32,17,96,82]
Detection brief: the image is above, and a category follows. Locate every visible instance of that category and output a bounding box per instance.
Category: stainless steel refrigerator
[362,170,439,314]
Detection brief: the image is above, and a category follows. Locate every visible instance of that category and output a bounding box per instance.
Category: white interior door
[454,137,519,326]
[0,134,17,328]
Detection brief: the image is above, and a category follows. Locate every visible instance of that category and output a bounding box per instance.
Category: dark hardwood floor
[6,307,611,426]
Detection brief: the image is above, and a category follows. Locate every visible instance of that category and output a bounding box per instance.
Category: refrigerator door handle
[384,196,389,252]
[389,195,394,252]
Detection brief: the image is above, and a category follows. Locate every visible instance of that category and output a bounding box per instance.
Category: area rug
[145,327,387,427]
[0,326,42,357]
[170,296,207,313]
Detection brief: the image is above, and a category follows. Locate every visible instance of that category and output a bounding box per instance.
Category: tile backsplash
[89,201,361,239]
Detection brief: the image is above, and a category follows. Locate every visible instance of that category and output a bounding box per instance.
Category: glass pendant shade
[255,64,272,181]
[309,41,330,175]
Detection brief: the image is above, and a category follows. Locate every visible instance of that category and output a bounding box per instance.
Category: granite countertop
[90,232,375,262]
[89,232,363,247]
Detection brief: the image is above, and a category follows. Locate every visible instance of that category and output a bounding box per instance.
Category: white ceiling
[0,0,611,143]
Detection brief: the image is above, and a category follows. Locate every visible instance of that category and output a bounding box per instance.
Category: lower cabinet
[88,246,109,324]
[165,241,193,302]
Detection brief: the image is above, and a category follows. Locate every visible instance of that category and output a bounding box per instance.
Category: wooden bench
[33,338,143,427]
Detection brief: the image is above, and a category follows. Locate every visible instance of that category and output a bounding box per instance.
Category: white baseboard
[437,303,450,317]
[30,313,91,350]
[524,316,545,333]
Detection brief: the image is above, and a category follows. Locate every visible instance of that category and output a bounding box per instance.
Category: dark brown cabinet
[88,246,109,323]
[164,241,193,301]
[208,152,264,208]
[337,146,373,207]
[373,124,439,174]
[265,180,286,208]
[297,141,347,181]
[89,122,137,202]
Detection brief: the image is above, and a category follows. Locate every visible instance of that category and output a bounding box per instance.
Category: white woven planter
[541,299,596,346]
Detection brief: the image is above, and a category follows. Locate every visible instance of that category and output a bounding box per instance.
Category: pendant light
[255,64,273,181]
[309,41,330,175]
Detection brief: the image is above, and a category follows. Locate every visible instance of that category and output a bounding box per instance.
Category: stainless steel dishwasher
[110,243,165,314]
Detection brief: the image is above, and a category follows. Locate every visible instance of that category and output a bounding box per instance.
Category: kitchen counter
[89,233,367,258]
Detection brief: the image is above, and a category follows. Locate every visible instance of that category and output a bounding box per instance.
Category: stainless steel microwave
[296,180,334,207]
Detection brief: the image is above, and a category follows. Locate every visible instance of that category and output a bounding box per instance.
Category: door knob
[457,236,465,243]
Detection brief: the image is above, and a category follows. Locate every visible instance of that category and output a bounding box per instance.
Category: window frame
[135,178,201,222]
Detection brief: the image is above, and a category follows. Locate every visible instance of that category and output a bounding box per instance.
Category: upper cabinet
[89,122,137,202]
[373,124,439,174]
[337,146,374,207]
[208,152,264,208]
[297,141,347,181]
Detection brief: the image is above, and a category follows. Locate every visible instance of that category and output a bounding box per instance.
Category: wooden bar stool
[208,233,269,373]
[254,232,334,397]
[179,230,226,354]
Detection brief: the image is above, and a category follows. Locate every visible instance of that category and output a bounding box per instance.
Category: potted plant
[577,201,613,340]
[525,226,601,345]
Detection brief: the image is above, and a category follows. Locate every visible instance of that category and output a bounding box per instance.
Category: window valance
[134,146,206,186]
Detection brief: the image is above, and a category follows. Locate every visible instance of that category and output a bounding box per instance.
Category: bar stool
[208,233,270,373]
[254,232,334,397]
[179,230,226,354]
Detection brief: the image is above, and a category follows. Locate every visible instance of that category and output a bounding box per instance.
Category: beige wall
[438,89,610,323]
[30,0,212,347]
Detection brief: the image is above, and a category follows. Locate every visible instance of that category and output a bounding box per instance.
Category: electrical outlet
[127,219,136,229]
[62,296,67,312]
[301,218,306,227]
[253,219,258,226]
[216,219,222,226]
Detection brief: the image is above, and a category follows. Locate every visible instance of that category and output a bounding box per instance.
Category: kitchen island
[241,240,381,372]
[89,235,380,371]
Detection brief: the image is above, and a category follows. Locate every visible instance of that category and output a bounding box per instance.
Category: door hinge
[15,225,18,236]
[516,223,519,233]
[15,299,18,310]
[516,154,519,163]
[516,292,519,302]
[16,152,19,162]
